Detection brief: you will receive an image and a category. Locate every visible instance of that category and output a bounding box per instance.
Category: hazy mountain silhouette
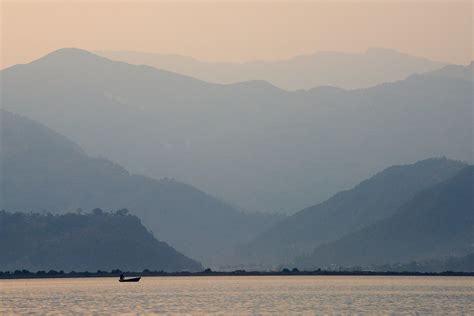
[296,166,474,269]
[238,158,467,267]
[0,110,281,267]
[97,48,447,90]
[2,48,472,213]
[424,61,473,82]
[0,210,202,272]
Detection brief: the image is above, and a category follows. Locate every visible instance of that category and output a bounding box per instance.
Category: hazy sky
[1,1,472,69]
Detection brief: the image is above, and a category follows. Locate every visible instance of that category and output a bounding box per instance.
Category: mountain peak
[32,48,108,67]
[43,47,99,58]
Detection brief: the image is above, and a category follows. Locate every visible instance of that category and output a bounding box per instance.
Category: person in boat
[120,274,124,281]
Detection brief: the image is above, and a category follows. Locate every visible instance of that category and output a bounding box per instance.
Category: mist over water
[2,276,473,314]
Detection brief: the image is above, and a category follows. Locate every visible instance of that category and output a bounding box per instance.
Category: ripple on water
[1,276,473,315]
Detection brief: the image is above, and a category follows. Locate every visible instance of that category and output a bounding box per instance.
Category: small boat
[119,275,141,282]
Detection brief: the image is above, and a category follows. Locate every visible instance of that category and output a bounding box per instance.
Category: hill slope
[0,110,280,267]
[2,48,472,213]
[240,158,467,266]
[97,48,447,90]
[0,210,202,272]
[296,166,474,269]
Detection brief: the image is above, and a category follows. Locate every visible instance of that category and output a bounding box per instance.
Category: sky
[1,1,472,69]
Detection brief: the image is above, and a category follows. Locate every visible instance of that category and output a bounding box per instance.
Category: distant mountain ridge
[424,61,473,82]
[0,210,202,272]
[296,166,474,269]
[2,48,471,213]
[96,47,447,90]
[0,110,281,267]
[239,158,467,266]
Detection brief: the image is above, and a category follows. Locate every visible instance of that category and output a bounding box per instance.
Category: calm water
[1,276,473,315]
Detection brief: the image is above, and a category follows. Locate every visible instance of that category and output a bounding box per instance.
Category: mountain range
[1,47,473,271]
[238,158,468,267]
[0,110,281,267]
[296,166,474,269]
[97,48,447,90]
[2,48,472,213]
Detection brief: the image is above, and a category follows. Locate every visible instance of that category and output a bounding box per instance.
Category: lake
[1,276,473,314]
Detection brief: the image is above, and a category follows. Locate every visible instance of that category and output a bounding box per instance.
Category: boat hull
[119,277,141,282]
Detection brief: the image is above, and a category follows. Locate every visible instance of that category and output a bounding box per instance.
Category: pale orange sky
[1,1,473,69]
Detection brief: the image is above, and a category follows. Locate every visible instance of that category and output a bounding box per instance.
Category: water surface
[1,276,473,314]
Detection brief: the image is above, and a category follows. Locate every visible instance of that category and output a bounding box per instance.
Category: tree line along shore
[1,269,473,279]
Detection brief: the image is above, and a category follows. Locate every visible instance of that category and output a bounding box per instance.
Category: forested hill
[0,210,203,272]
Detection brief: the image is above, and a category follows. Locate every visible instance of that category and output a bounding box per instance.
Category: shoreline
[1,270,473,280]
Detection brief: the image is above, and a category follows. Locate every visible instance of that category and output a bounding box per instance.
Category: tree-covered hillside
[0,210,202,272]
